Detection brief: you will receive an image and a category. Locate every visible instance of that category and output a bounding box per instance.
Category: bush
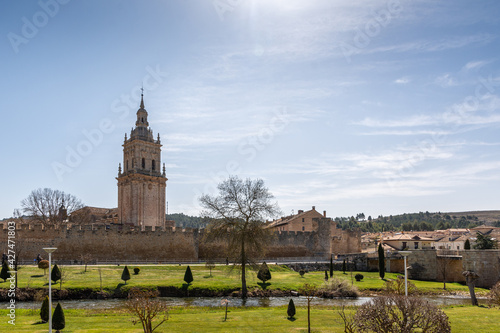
[385,275,418,295]
[121,266,131,284]
[133,267,140,275]
[184,265,193,284]
[40,295,49,323]
[352,295,451,332]
[52,302,65,332]
[318,277,359,298]
[489,281,500,306]
[287,299,296,319]
[0,262,11,282]
[38,260,49,274]
[299,270,305,277]
[354,274,363,281]
[51,264,61,284]
[257,262,271,283]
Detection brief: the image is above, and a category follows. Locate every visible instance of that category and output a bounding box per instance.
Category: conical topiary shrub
[257,262,271,283]
[121,266,131,284]
[40,295,49,323]
[52,302,65,332]
[51,264,61,284]
[184,265,193,285]
[287,299,296,319]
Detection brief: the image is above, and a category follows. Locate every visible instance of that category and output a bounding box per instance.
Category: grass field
[8,264,488,295]
[2,305,500,332]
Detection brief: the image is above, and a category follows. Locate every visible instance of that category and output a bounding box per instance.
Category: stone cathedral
[116,93,167,228]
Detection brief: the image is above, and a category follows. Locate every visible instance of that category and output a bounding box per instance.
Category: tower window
[152,160,156,171]
[141,117,144,123]
[142,158,145,169]
[126,160,129,171]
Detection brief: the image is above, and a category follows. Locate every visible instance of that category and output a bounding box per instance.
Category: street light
[43,247,57,333]
[399,250,412,297]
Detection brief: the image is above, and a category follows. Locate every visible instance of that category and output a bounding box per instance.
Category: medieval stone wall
[1,221,361,263]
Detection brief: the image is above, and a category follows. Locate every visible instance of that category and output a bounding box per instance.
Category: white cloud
[394,77,410,84]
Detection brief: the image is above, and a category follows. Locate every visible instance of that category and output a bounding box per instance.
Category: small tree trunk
[241,237,247,299]
[307,298,311,333]
[467,279,478,306]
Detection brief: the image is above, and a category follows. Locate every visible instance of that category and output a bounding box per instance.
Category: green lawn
[2,305,500,332]
[10,264,487,295]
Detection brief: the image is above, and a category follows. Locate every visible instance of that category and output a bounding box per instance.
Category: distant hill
[167,213,209,229]
[335,210,500,232]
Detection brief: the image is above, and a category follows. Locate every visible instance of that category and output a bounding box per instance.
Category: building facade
[116,93,167,228]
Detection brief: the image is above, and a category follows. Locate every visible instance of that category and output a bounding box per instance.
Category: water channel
[16,295,482,310]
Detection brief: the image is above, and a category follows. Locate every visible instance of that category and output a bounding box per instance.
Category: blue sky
[1,0,500,220]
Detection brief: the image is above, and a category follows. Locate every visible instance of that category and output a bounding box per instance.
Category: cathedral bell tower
[117,92,167,228]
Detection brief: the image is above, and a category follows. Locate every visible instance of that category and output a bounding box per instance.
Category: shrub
[287,299,296,319]
[52,302,65,332]
[38,260,49,275]
[40,295,49,323]
[324,270,329,281]
[121,266,131,284]
[184,265,193,284]
[0,262,11,282]
[318,277,360,298]
[126,288,168,332]
[133,267,140,275]
[257,262,271,283]
[488,281,500,306]
[342,259,347,274]
[355,274,363,281]
[51,264,61,284]
[352,295,451,332]
[385,275,418,295]
[299,269,305,277]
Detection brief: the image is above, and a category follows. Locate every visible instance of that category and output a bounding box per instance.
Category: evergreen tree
[329,255,333,278]
[464,239,471,250]
[0,262,11,282]
[287,299,296,319]
[184,265,193,284]
[378,243,385,279]
[51,264,61,284]
[342,259,347,274]
[40,296,49,323]
[473,232,498,249]
[257,262,272,283]
[324,270,328,281]
[52,302,65,332]
[121,266,131,284]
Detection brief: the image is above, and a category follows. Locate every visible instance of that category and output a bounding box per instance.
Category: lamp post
[43,247,57,333]
[399,251,411,297]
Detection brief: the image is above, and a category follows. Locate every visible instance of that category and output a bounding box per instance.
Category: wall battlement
[0,221,361,262]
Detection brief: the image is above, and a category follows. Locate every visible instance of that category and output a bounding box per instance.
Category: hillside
[335,210,500,232]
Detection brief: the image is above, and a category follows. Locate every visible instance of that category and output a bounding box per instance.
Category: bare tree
[199,176,280,299]
[437,252,455,290]
[20,188,84,226]
[80,254,93,272]
[299,283,317,333]
[125,288,168,333]
[353,295,451,333]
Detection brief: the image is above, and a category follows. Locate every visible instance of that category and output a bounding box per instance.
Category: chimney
[312,206,316,210]
[298,210,304,214]
[323,210,326,217]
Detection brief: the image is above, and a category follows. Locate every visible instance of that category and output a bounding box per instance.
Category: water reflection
[16,295,482,310]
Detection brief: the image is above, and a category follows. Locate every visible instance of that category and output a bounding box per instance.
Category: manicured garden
[1,305,500,332]
[10,264,488,296]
